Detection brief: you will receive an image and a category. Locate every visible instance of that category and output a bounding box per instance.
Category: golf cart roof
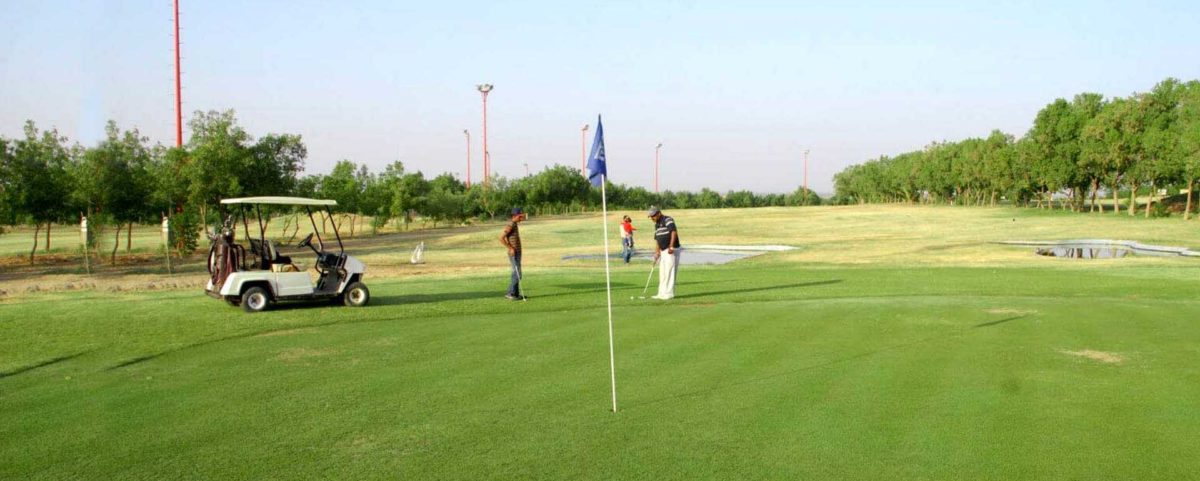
[220,196,337,206]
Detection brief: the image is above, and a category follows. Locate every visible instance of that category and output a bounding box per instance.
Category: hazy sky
[3,1,1199,193]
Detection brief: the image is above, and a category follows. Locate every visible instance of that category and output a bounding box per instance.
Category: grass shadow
[1,350,94,379]
[672,280,842,300]
[974,315,1026,328]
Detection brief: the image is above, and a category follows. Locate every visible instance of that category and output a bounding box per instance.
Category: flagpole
[601,174,617,412]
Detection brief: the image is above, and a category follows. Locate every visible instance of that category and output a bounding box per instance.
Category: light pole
[463,129,471,187]
[524,163,530,176]
[803,149,810,199]
[476,84,493,184]
[581,124,590,176]
[173,0,183,147]
[655,143,663,193]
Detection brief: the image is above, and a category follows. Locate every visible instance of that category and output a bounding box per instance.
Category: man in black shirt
[500,207,525,300]
[647,206,681,300]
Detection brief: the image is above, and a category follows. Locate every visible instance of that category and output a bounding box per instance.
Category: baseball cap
[511,207,524,216]
[646,206,660,217]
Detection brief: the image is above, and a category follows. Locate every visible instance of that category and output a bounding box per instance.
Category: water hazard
[1002,240,1199,259]
[1035,247,1130,259]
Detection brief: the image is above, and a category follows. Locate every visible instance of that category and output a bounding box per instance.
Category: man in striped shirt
[500,207,526,300]
[647,206,681,300]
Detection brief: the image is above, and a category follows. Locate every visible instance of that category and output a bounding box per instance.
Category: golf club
[632,258,658,299]
[515,266,528,301]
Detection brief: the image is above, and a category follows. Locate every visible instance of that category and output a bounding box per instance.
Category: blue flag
[586,115,607,187]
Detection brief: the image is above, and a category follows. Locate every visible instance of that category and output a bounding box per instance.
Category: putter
[634,258,658,299]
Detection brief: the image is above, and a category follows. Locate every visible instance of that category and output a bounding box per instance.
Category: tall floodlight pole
[655,143,663,193]
[476,84,493,184]
[524,163,530,176]
[463,129,471,187]
[803,149,810,197]
[580,124,590,176]
[173,0,183,147]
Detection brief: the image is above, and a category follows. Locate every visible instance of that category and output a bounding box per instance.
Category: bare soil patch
[986,308,1037,315]
[1061,349,1125,364]
[274,347,336,363]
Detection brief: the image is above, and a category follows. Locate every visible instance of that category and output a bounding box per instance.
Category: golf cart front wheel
[343,282,370,307]
[241,286,271,313]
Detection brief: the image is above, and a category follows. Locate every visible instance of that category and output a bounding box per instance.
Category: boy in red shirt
[620,215,636,263]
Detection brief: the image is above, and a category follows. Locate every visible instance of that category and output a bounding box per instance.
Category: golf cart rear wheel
[241,286,271,313]
[343,282,369,307]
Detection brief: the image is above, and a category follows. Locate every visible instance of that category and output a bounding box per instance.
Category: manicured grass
[3,258,1200,480]
[5,205,1200,479]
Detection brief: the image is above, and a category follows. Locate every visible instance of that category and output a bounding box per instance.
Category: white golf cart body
[204,196,369,311]
[207,255,366,298]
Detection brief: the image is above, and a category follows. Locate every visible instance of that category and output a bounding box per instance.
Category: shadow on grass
[623,314,1025,412]
[672,279,843,300]
[105,285,645,370]
[0,350,94,379]
[974,316,1026,328]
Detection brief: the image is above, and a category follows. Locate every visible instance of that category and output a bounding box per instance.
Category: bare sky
[3,0,1199,193]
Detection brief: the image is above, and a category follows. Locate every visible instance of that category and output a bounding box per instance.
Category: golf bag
[206,219,244,291]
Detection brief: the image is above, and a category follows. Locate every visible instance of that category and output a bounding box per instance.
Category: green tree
[695,188,722,209]
[1138,79,1184,217]
[77,121,155,263]
[320,160,363,235]
[248,133,307,197]
[0,135,13,231]
[390,171,429,230]
[184,110,255,233]
[9,121,71,263]
[1176,81,1200,219]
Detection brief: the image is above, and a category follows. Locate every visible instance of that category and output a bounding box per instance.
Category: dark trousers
[508,252,522,296]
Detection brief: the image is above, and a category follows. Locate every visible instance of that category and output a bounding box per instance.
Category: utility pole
[463,129,471,187]
[476,84,493,184]
[581,124,590,176]
[173,0,183,147]
[655,143,663,193]
[524,163,530,176]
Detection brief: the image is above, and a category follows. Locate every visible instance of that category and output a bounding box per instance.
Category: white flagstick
[601,174,617,412]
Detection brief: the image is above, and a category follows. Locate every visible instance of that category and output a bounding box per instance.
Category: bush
[170,207,202,255]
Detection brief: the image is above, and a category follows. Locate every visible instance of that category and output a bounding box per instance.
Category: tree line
[0,110,820,263]
[832,78,1200,218]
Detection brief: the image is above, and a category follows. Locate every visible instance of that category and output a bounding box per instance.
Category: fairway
[3,205,1200,480]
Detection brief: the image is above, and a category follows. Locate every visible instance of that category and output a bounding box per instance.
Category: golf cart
[205,196,369,312]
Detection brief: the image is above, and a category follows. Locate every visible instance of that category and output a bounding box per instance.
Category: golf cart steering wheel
[297,233,319,253]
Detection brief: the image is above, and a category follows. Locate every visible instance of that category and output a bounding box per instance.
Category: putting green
[3,258,1200,480]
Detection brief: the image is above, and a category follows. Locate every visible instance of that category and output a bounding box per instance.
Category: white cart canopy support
[220,197,337,206]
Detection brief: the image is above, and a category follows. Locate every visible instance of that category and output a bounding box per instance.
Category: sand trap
[1061,350,1125,364]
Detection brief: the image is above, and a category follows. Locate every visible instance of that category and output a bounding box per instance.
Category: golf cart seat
[248,239,295,271]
